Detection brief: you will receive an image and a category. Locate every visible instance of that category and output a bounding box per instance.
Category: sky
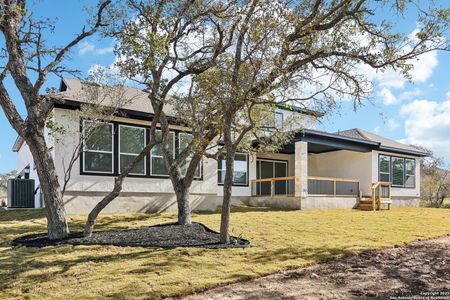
[0,1,449,173]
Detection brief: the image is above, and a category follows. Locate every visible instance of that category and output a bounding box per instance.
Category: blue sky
[0,1,449,173]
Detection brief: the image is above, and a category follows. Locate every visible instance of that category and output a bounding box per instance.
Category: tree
[0,0,112,239]
[419,147,450,207]
[185,0,449,243]
[113,0,237,225]
[38,68,163,237]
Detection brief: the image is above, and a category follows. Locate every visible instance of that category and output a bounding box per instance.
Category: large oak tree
[0,0,112,239]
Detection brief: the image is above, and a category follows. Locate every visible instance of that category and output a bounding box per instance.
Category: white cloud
[387,118,400,130]
[409,51,438,83]
[400,93,450,159]
[378,88,397,105]
[399,88,421,100]
[358,50,438,91]
[373,126,381,134]
[78,41,114,56]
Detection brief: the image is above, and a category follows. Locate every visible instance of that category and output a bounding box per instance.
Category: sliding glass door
[256,159,288,195]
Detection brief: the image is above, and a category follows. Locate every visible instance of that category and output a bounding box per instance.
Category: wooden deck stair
[356,199,374,211]
[356,182,392,211]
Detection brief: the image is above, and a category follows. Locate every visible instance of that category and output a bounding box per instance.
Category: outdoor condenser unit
[7,179,35,208]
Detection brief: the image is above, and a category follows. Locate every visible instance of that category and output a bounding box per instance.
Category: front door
[256,159,288,196]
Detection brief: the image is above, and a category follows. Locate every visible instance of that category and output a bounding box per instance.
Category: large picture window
[150,130,175,176]
[83,121,114,173]
[179,133,202,178]
[119,125,146,175]
[81,121,203,179]
[378,155,416,188]
[218,153,248,186]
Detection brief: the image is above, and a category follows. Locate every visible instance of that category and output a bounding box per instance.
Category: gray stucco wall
[63,193,252,215]
[63,193,421,215]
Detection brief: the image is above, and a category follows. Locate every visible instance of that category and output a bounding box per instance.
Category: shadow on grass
[0,239,360,294]
[197,205,297,215]
[0,209,46,221]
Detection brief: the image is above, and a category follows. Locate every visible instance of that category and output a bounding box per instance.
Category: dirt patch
[179,235,450,299]
[11,222,250,249]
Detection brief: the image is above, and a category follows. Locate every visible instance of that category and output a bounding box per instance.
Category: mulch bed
[11,222,250,249]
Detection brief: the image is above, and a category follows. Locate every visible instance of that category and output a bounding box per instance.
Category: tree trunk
[220,115,235,244]
[26,128,69,240]
[220,148,235,244]
[84,179,122,237]
[175,184,192,225]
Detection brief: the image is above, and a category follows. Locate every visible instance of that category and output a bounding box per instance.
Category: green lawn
[0,206,449,299]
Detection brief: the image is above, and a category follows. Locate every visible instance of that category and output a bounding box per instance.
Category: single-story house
[11,78,427,214]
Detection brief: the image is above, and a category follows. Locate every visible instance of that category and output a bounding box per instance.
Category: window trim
[178,132,202,179]
[118,124,146,176]
[82,120,114,174]
[217,152,249,187]
[378,154,416,189]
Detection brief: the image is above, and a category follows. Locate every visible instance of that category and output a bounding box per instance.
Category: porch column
[295,141,308,206]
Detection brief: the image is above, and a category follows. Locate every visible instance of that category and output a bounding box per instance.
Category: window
[405,158,416,187]
[379,155,390,182]
[392,157,404,186]
[179,133,202,178]
[119,125,146,175]
[150,130,175,176]
[217,153,248,185]
[378,154,416,188]
[83,121,114,173]
[261,111,283,131]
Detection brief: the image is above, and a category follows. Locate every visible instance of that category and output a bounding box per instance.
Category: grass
[0,206,449,299]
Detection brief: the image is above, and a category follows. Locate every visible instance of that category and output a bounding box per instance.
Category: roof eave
[12,136,24,152]
[377,145,428,157]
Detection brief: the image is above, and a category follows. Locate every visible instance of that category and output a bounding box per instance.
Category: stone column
[295,141,308,208]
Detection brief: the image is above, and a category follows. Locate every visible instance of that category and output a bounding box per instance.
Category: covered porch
[249,129,392,210]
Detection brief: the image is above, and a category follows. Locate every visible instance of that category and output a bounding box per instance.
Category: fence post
[271,180,274,197]
[333,180,336,196]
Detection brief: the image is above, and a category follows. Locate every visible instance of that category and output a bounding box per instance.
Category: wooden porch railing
[371,181,392,210]
[250,176,361,198]
[251,176,296,197]
[308,176,360,197]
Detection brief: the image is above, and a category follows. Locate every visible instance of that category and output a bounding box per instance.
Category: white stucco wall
[276,107,318,131]
[53,108,218,196]
[371,150,421,199]
[308,150,373,196]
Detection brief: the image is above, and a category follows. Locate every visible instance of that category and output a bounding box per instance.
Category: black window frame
[82,120,115,174]
[217,152,249,187]
[378,154,416,188]
[261,111,284,131]
[118,124,147,176]
[79,119,203,180]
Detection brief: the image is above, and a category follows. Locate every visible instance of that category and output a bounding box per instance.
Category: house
[11,78,427,213]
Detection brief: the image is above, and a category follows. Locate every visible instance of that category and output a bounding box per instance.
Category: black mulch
[11,222,250,249]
